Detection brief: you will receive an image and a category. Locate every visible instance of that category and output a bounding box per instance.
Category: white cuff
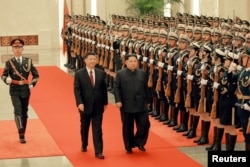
[158,62,164,68]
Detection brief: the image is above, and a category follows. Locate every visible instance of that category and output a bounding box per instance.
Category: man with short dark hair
[1,38,39,144]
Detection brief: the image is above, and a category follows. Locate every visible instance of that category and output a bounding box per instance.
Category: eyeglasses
[12,46,23,49]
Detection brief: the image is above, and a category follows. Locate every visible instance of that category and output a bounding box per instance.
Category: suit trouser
[120,111,150,150]
[80,111,103,154]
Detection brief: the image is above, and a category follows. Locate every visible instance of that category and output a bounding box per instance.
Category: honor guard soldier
[230,33,250,151]
[193,45,213,145]
[163,32,179,126]
[155,30,169,122]
[1,39,39,143]
[221,31,233,51]
[204,48,226,151]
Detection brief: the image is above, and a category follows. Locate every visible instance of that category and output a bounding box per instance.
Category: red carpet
[0,119,63,159]
[29,66,203,167]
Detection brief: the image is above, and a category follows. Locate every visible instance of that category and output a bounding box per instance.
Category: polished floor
[0,48,245,167]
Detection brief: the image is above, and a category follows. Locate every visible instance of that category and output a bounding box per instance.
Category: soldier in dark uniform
[213,51,239,151]
[1,39,39,143]
[163,32,179,126]
[231,33,250,151]
[203,48,226,151]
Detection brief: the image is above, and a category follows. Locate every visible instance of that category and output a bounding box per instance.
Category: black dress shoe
[95,153,105,159]
[19,135,26,144]
[81,147,87,152]
[126,148,133,154]
[137,145,146,152]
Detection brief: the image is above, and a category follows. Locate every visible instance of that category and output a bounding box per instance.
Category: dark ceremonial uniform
[1,56,39,143]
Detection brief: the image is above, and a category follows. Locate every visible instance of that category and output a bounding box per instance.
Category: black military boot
[209,127,224,151]
[159,102,169,122]
[196,121,210,145]
[155,102,164,120]
[245,142,250,151]
[176,112,189,132]
[187,115,199,139]
[64,53,71,67]
[206,127,218,151]
[163,106,173,125]
[69,57,76,70]
[150,97,160,117]
[173,111,183,130]
[168,107,179,127]
[225,133,230,151]
[15,116,26,144]
[228,135,237,151]
[183,115,193,136]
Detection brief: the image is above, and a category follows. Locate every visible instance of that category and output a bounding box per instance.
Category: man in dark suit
[74,51,108,159]
[1,38,39,144]
[114,53,150,154]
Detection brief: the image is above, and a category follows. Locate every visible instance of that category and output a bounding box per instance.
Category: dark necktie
[89,70,94,86]
[17,58,21,65]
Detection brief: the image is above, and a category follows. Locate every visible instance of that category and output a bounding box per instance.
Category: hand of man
[29,84,33,89]
[6,77,12,84]
[78,104,84,112]
[243,103,250,111]
[200,79,208,85]
[187,74,194,80]
[228,62,237,73]
[213,82,220,89]
[115,102,122,108]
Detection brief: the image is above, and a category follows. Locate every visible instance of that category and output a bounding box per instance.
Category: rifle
[210,66,219,119]
[99,34,105,66]
[96,32,101,62]
[121,39,126,68]
[147,47,154,88]
[198,64,207,113]
[142,43,149,71]
[109,36,114,70]
[165,53,172,97]
[174,57,182,104]
[103,35,109,68]
[185,62,192,108]
[155,50,163,92]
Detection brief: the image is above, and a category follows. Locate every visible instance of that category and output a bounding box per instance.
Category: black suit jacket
[74,67,108,114]
[114,68,150,113]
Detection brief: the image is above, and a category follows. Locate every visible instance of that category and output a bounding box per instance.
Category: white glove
[201,64,206,70]
[177,70,183,76]
[201,79,208,85]
[121,51,126,56]
[177,58,181,63]
[187,74,194,80]
[243,103,250,111]
[236,65,243,71]
[168,65,173,71]
[137,54,141,60]
[143,57,148,62]
[29,84,33,89]
[149,59,154,64]
[6,77,12,84]
[213,82,220,89]
[228,62,237,73]
[158,62,164,68]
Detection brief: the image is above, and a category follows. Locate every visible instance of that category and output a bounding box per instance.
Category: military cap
[122,25,130,31]
[221,22,230,30]
[189,42,200,50]
[233,24,241,31]
[177,24,186,31]
[200,15,206,20]
[207,16,213,22]
[148,20,153,27]
[176,13,183,17]
[151,29,159,36]
[195,20,201,27]
[189,14,194,19]
[225,51,239,60]
[144,29,151,35]
[153,21,160,28]
[11,38,25,46]
[186,26,193,32]
[211,29,222,36]
[201,21,211,27]
[242,20,250,26]
[160,22,168,29]
[236,18,242,25]
[222,31,233,39]
[203,44,212,52]
[227,18,233,24]
[235,33,246,41]
[241,25,250,32]
[194,27,202,33]
[183,13,189,17]
[168,32,178,40]
[159,30,168,38]
[130,26,137,32]
[220,18,226,23]
[188,19,195,26]
[169,17,175,22]
[203,27,212,34]
[246,33,250,42]
[214,17,220,22]
[178,34,189,43]
[215,48,226,57]
[137,27,144,34]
